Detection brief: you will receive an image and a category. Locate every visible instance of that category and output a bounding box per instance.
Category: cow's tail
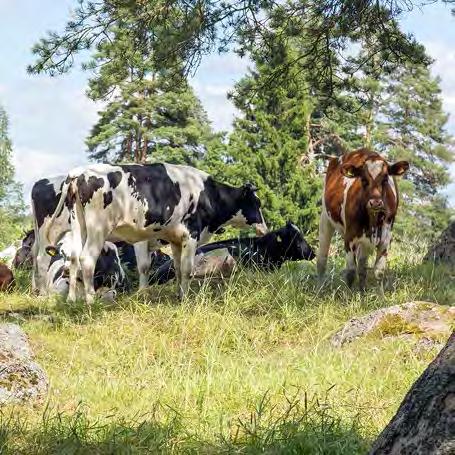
[43,178,72,245]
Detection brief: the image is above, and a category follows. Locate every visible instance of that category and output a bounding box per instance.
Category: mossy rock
[331,301,455,347]
[0,323,48,404]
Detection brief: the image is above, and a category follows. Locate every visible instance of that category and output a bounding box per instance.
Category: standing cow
[31,176,69,294]
[317,148,409,292]
[46,163,267,303]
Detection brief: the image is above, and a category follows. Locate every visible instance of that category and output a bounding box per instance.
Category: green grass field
[0,238,454,454]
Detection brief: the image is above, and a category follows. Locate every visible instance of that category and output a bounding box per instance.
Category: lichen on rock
[0,323,48,404]
[331,301,455,347]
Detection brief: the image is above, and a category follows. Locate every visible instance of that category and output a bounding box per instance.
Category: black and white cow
[46,163,267,303]
[45,232,126,301]
[150,222,315,284]
[31,176,69,293]
[31,176,153,294]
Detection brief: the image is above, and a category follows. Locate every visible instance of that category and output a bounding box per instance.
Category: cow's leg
[170,243,183,298]
[374,246,388,297]
[344,245,357,288]
[134,241,150,289]
[179,236,197,299]
[317,212,335,280]
[80,236,104,305]
[357,244,368,292]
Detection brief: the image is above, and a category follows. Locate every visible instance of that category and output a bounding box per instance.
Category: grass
[0,237,453,454]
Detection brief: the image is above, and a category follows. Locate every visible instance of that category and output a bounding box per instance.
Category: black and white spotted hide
[45,233,126,301]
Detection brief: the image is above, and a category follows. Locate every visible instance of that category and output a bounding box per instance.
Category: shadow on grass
[0,393,371,455]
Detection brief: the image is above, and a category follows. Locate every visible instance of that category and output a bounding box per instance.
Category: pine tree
[84,15,220,165]
[0,105,25,248]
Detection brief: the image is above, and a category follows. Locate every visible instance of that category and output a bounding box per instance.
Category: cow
[31,176,69,294]
[150,222,315,284]
[45,163,267,303]
[0,263,14,291]
[317,148,409,292]
[30,176,153,294]
[12,229,35,269]
[45,232,127,301]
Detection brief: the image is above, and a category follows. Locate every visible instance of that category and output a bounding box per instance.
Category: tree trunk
[370,332,455,455]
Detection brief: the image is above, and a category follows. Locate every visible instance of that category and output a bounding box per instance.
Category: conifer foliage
[0,105,25,247]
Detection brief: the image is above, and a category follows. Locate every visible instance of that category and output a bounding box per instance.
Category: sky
[0,0,454,205]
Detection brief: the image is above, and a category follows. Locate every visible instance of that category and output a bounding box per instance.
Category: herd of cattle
[0,148,409,301]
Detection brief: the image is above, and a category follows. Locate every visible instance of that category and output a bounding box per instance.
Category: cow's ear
[45,246,58,257]
[341,164,362,178]
[389,161,409,176]
[243,182,258,193]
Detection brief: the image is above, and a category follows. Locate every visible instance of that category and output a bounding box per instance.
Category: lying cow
[13,229,35,269]
[150,222,315,284]
[0,263,14,291]
[45,232,126,301]
[46,163,267,303]
[317,148,409,291]
[31,176,154,294]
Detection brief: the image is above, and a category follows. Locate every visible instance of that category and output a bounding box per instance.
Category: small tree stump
[370,332,455,454]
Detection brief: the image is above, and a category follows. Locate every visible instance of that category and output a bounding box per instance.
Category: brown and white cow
[317,148,409,291]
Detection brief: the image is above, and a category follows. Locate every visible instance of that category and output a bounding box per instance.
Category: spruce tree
[224,37,322,234]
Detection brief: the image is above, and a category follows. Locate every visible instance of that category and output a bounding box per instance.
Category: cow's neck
[367,211,386,241]
[204,181,244,230]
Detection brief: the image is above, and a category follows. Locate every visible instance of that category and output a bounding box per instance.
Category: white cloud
[12,146,88,205]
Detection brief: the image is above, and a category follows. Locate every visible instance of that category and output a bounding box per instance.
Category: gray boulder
[0,323,48,404]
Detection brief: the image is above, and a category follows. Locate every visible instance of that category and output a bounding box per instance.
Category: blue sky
[0,0,454,204]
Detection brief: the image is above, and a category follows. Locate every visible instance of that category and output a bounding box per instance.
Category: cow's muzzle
[367,199,384,212]
[254,222,268,236]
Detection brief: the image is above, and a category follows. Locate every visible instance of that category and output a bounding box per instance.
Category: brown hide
[324,149,404,249]
[0,263,14,291]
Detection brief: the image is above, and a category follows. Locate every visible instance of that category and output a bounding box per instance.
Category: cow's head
[232,183,268,235]
[276,222,315,261]
[341,158,409,215]
[45,233,73,274]
[12,230,35,268]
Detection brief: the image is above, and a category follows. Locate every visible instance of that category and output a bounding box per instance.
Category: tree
[0,105,25,248]
[28,1,442,102]
[370,331,455,454]
[87,76,218,165]
[79,7,220,165]
[218,28,322,234]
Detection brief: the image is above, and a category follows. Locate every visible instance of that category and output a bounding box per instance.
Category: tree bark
[370,332,455,455]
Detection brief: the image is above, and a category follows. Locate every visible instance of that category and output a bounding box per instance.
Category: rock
[424,219,455,265]
[0,323,48,404]
[331,301,455,347]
